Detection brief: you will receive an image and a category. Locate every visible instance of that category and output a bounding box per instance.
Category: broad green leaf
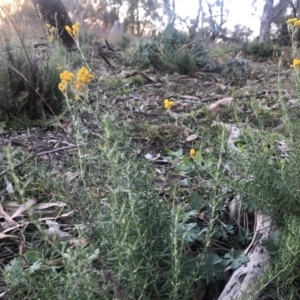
[181,223,200,243]
[24,250,42,264]
[224,249,249,270]
[194,151,202,163]
[201,253,226,282]
[262,230,279,255]
[183,155,193,167]
[165,148,183,158]
[28,260,43,274]
[188,192,205,210]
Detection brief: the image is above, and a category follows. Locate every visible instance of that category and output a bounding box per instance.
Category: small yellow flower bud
[163,99,174,110]
[65,26,72,35]
[58,82,66,92]
[190,149,196,156]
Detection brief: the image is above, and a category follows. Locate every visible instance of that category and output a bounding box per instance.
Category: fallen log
[218,213,274,300]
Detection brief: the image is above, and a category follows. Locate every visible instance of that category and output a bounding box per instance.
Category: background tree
[259,0,287,42]
[31,0,76,49]
[124,0,162,35]
[188,0,202,39]
[163,0,176,26]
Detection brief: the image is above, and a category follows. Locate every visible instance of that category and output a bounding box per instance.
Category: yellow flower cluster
[74,67,94,92]
[164,99,174,110]
[292,58,300,68]
[286,18,300,27]
[65,22,80,37]
[46,23,55,31]
[58,67,94,94]
[46,23,56,42]
[59,71,74,92]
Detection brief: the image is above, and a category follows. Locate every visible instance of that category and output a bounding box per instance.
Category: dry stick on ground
[96,42,116,71]
[0,145,78,178]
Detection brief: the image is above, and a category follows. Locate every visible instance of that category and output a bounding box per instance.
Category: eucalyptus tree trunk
[31,0,76,50]
[259,0,287,42]
[163,0,176,25]
[189,0,202,40]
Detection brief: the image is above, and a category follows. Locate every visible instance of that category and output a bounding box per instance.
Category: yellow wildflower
[59,70,75,93]
[65,25,72,35]
[294,20,300,27]
[58,82,67,92]
[72,22,80,36]
[48,34,54,43]
[190,148,196,156]
[65,22,80,37]
[292,58,300,68]
[74,66,94,92]
[287,18,298,24]
[60,71,75,83]
[56,63,62,70]
[163,99,174,110]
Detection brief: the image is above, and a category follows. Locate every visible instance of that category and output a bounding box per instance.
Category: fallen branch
[218,213,275,300]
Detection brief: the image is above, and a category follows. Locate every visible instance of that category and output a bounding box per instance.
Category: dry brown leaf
[3,222,29,233]
[45,220,72,240]
[65,170,80,182]
[288,99,298,108]
[209,97,234,112]
[11,198,37,219]
[44,258,63,266]
[40,210,74,220]
[5,177,14,194]
[67,148,79,154]
[38,155,50,161]
[186,134,198,141]
[216,83,227,91]
[197,212,205,220]
[0,232,18,239]
[181,95,199,100]
[91,190,106,198]
[60,120,73,134]
[68,237,86,246]
[0,204,18,225]
[276,140,290,153]
[35,202,66,210]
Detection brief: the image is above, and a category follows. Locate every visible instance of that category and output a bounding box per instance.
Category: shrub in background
[244,42,281,59]
[0,20,68,127]
[164,49,197,75]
